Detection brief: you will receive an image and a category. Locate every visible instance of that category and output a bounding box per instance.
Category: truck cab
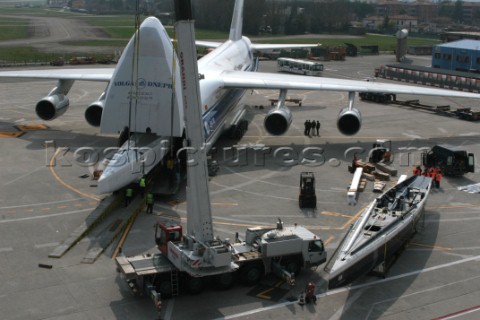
[422,144,475,176]
[305,238,327,267]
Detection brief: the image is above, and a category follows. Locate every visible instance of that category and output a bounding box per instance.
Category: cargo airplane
[0,0,478,194]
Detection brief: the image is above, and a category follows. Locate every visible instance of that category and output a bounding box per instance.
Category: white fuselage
[197,37,255,145]
[98,30,255,193]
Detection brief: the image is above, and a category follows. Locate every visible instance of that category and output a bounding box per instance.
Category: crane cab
[155,222,183,255]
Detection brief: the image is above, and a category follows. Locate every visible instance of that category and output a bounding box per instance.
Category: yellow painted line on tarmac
[321,211,353,218]
[324,235,335,246]
[342,205,368,229]
[49,149,101,201]
[0,132,23,138]
[410,242,451,251]
[40,208,51,211]
[112,215,136,259]
[256,287,275,300]
[16,124,48,131]
[256,280,284,299]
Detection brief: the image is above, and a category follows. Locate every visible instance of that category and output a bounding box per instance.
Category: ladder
[171,268,179,297]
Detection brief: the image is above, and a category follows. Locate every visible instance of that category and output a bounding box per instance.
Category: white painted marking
[215,254,480,320]
[328,288,366,320]
[163,297,175,320]
[0,247,13,253]
[3,166,46,186]
[364,274,480,320]
[0,208,93,224]
[14,118,26,123]
[0,198,85,210]
[34,242,60,249]
[402,132,422,139]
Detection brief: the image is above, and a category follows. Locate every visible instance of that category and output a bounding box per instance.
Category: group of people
[124,176,155,214]
[304,120,320,137]
[413,165,443,188]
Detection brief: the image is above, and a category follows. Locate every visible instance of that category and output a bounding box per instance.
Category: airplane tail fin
[229,0,243,41]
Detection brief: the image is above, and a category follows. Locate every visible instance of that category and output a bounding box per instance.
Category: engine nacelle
[35,94,69,121]
[264,107,293,136]
[337,107,362,136]
[85,102,104,127]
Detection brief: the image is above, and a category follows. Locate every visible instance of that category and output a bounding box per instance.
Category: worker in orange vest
[435,170,443,188]
[427,167,435,178]
[305,282,317,304]
[413,165,422,176]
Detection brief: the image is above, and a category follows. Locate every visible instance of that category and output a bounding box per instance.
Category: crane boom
[176,21,214,244]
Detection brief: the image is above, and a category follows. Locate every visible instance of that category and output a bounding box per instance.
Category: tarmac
[1,54,480,320]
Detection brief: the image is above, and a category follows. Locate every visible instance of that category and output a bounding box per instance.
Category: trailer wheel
[216,272,234,290]
[157,280,172,299]
[186,276,204,295]
[240,263,263,286]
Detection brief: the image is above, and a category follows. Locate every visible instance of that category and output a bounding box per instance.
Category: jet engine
[85,102,103,127]
[85,92,106,127]
[264,89,292,136]
[337,91,361,136]
[35,94,69,121]
[337,107,361,136]
[35,79,74,121]
[264,106,292,136]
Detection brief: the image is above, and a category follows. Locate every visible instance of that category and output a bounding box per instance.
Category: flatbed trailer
[359,92,480,121]
[269,97,303,106]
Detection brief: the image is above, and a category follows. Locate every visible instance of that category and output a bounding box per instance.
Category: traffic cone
[298,292,305,305]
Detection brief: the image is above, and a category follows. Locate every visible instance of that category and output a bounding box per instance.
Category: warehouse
[432,39,480,72]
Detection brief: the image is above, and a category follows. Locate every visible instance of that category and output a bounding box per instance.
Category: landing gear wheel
[240,264,263,286]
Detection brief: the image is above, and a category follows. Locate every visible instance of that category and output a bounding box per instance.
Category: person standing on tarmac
[316,121,320,136]
[435,167,443,188]
[139,176,146,197]
[125,187,133,207]
[146,192,154,214]
[413,165,422,176]
[305,120,310,136]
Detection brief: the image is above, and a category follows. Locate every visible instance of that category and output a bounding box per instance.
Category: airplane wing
[219,70,480,99]
[195,41,319,51]
[195,40,223,48]
[251,44,319,51]
[0,68,114,81]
